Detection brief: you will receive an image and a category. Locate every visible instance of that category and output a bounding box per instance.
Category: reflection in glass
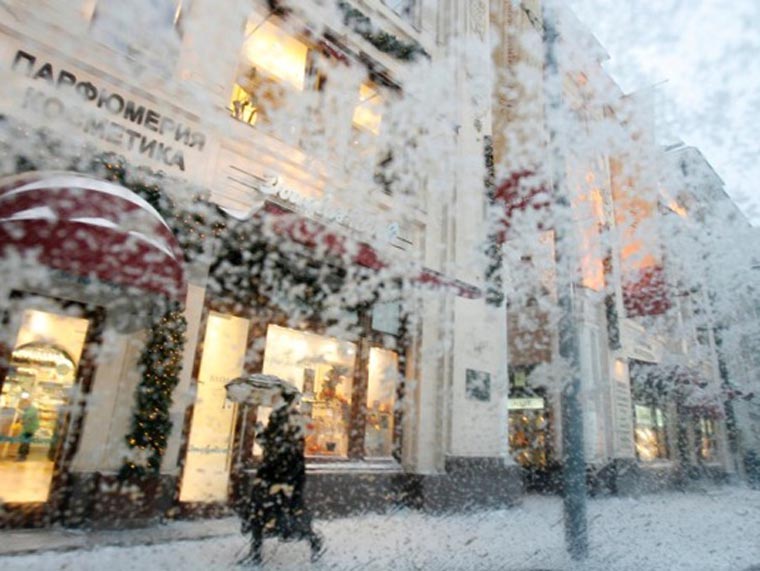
[261,325,356,458]
[364,348,398,458]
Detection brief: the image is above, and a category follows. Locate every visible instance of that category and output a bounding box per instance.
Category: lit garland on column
[119,303,187,479]
[484,136,505,307]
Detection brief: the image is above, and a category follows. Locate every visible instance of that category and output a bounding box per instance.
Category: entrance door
[0,294,102,515]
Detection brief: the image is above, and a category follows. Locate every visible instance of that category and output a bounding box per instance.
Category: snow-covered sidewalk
[1,486,759,571]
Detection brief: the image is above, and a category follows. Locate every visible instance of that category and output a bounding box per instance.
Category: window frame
[633,400,671,462]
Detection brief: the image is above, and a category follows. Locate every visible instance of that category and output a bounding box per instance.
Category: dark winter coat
[242,402,313,540]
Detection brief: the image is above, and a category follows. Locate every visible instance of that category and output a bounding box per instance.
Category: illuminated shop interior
[633,403,669,462]
[0,309,88,503]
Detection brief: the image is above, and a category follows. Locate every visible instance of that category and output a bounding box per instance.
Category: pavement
[0,487,758,570]
[0,516,239,557]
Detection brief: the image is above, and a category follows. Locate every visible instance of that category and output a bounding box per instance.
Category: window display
[634,403,669,461]
[364,348,398,458]
[695,416,717,462]
[261,325,357,458]
[0,309,88,503]
[180,312,250,502]
[508,407,551,469]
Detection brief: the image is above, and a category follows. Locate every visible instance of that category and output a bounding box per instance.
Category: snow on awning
[0,171,186,299]
[258,202,482,299]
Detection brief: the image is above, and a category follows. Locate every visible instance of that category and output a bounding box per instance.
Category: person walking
[16,394,39,461]
[239,386,324,566]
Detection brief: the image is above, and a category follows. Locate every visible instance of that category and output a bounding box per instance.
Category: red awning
[622,264,671,317]
[258,202,481,299]
[0,171,186,299]
[492,169,551,243]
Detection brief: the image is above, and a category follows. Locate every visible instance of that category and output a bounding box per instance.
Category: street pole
[540,0,588,560]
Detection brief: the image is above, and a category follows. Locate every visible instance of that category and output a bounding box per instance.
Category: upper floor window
[352,81,384,135]
[229,18,311,128]
[633,402,669,462]
[87,0,186,71]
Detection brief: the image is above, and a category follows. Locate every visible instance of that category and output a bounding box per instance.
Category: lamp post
[540,0,589,560]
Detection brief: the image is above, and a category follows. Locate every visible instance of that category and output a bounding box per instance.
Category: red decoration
[260,202,480,298]
[622,264,671,317]
[492,169,551,243]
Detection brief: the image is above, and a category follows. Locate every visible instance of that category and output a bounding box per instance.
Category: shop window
[0,309,89,503]
[508,393,551,470]
[179,312,250,503]
[364,348,399,457]
[633,403,669,462]
[261,325,357,458]
[259,325,400,460]
[229,18,311,128]
[695,416,717,462]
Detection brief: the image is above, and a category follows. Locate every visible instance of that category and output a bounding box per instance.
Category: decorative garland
[266,0,427,62]
[119,304,187,479]
[209,215,349,322]
[336,0,427,62]
[483,136,505,307]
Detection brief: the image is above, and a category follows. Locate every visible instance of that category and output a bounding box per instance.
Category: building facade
[491,4,739,493]
[0,0,520,528]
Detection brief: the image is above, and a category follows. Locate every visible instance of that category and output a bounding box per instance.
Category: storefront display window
[179,311,250,502]
[261,325,357,458]
[695,416,717,462]
[508,399,551,469]
[0,309,88,503]
[364,348,399,457]
[633,403,669,462]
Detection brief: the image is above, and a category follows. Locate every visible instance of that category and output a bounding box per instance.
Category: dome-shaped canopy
[0,171,186,300]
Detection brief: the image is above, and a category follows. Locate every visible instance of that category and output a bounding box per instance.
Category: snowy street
[2,485,759,571]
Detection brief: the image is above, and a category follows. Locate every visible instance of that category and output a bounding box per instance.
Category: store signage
[508,397,544,410]
[10,50,206,172]
[257,177,400,244]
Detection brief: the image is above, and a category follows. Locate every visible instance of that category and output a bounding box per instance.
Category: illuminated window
[365,348,399,457]
[633,403,669,462]
[261,325,357,458]
[229,18,310,127]
[179,312,250,503]
[695,416,717,462]
[0,309,89,504]
[352,82,384,135]
[260,325,401,460]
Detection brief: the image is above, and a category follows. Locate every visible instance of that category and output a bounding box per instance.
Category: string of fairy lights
[120,304,187,479]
